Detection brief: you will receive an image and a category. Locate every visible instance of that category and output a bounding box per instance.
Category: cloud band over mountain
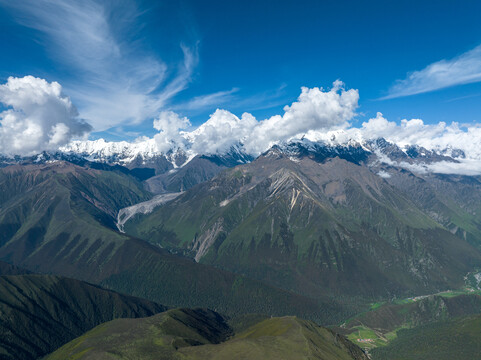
[2,75,481,175]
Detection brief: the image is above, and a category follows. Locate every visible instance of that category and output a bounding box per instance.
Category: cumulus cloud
[377,170,391,179]
[6,74,478,177]
[153,111,191,153]
[355,112,481,160]
[180,81,359,155]
[243,81,358,153]
[188,110,258,154]
[383,44,481,99]
[0,76,91,156]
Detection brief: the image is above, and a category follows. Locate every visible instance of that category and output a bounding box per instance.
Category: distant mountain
[60,139,253,193]
[45,308,368,360]
[0,274,164,360]
[373,166,481,249]
[0,136,468,194]
[126,140,481,303]
[61,138,191,172]
[144,149,253,193]
[2,138,480,318]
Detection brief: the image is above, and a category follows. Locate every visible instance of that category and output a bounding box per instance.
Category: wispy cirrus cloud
[173,83,289,115]
[383,44,481,99]
[174,88,239,111]
[0,0,198,131]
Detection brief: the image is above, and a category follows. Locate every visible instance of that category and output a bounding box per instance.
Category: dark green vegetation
[45,308,368,360]
[0,162,343,324]
[347,294,481,334]
[381,167,481,249]
[0,260,29,275]
[371,313,481,360]
[334,293,481,350]
[0,274,165,360]
[127,147,481,303]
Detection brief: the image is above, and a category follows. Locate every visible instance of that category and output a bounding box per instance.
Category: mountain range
[2,136,481,358]
[0,159,343,324]
[124,139,481,303]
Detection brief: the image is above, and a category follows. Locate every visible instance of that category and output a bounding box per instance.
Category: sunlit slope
[46,309,368,360]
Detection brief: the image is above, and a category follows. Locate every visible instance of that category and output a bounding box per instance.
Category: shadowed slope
[0,274,165,360]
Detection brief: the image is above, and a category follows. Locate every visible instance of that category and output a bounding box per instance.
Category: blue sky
[1,0,481,142]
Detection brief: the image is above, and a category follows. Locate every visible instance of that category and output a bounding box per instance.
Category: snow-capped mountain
[270,135,475,176]
[60,138,195,170]
[1,132,476,179]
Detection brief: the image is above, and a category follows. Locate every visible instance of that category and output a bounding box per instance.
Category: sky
[1,0,481,161]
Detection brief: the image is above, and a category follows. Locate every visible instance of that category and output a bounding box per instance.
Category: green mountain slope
[0,161,150,282]
[381,167,481,249]
[344,294,481,334]
[45,309,368,360]
[370,313,481,360]
[332,293,481,351]
[0,162,341,324]
[127,149,481,300]
[0,274,165,360]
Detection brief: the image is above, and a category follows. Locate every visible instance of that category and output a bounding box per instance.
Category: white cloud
[425,159,481,176]
[306,111,481,175]
[188,110,258,154]
[179,81,359,155]
[357,112,447,147]
[0,76,91,156]
[384,44,481,99]
[175,88,239,111]
[354,113,481,161]
[244,81,358,153]
[6,75,479,177]
[377,170,391,179]
[0,0,197,130]
[153,111,191,153]
[0,81,359,156]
